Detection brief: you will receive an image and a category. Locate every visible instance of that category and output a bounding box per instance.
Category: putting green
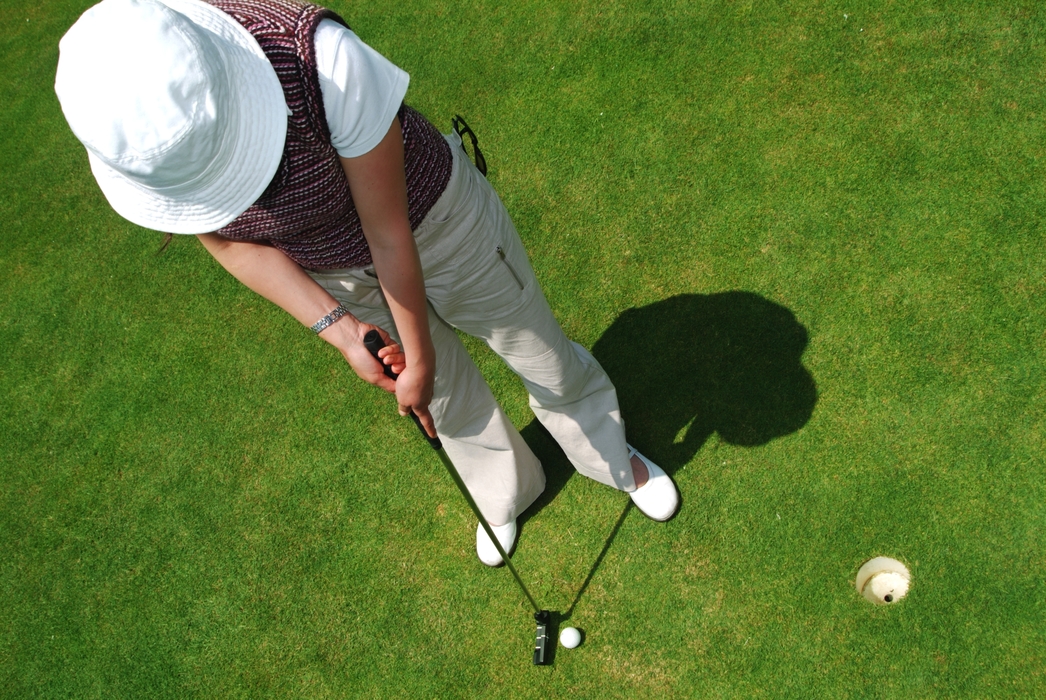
[2,0,1043,697]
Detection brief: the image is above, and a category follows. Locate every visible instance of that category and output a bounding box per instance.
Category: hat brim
[89,0,287,234]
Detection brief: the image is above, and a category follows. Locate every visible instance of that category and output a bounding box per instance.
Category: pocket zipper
[496,246,525,290]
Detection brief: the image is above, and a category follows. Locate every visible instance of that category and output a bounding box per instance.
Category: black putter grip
[362,330,442,450]
[362,330,398,380]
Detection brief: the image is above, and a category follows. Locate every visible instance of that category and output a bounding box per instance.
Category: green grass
[3,0,1045,696]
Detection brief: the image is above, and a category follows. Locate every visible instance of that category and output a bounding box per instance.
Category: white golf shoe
[476,520,518,567]
[627,445,680,521]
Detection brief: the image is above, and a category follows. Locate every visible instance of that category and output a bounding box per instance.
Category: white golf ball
[559,627,582,649]
[855,556,911,605]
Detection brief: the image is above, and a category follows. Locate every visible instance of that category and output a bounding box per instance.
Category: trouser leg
[417,141,636,492]
[309,269,544,526]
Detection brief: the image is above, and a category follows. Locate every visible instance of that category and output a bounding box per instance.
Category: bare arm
[195,233,403,393]
[339,116,437,437]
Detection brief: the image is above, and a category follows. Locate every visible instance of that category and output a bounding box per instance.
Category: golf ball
[855,556,911,605]
[559,627,582,649]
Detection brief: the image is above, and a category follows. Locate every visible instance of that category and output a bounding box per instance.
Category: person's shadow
[520,290,818,518]
[514,291,817,635]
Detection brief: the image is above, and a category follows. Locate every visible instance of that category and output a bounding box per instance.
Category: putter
[363,330,552,665]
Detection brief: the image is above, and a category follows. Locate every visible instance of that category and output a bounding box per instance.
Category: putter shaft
[362,331,544,614]
[364,330,552,665]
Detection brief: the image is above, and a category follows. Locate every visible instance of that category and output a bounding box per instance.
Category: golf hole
[855,557,910,605]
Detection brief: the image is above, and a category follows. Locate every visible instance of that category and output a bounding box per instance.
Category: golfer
[55,0,679,566]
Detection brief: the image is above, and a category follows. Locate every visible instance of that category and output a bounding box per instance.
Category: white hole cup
[855,557,911,605]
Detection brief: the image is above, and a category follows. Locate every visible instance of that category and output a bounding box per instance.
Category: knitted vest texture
[206,0,452,270]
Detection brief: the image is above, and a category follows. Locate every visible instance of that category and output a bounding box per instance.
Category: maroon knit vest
[206,0,452,270]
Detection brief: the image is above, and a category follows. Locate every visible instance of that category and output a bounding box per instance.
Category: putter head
[533,610,552,665]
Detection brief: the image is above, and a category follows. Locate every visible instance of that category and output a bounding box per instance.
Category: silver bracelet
[310,304,349,334]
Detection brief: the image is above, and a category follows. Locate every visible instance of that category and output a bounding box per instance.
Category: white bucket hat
[55,0,288,234]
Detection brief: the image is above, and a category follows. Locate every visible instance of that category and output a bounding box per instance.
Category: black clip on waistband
[452,114,487,177]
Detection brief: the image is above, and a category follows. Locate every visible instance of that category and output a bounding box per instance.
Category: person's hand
[322,322,403,393]
[391,361,436,438]
[371,330,407,378]
[321,320,436,437]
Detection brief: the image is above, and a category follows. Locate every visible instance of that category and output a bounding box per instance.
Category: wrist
[407,340,436,373]
[310,304,350,334]
[316,307,359,346]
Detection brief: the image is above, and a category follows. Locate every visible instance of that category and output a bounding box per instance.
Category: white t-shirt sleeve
[314,19,410,158]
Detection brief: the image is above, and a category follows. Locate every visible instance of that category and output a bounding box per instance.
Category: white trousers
[309,134,636,525]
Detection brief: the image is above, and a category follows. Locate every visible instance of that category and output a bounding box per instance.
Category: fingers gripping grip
[362,330,399,381]
[363,330,442,450]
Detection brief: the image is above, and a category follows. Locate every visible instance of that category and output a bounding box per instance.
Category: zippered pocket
[496,245,525,290]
